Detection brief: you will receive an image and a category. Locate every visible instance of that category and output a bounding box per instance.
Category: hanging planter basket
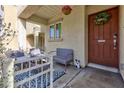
[95,12,111,25]
[62,5,72,15]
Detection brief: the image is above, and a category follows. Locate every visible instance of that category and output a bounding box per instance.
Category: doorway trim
[87,6,120,68]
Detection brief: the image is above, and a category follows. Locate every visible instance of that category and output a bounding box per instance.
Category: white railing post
[29,60,31,88]
[49,55,53,88]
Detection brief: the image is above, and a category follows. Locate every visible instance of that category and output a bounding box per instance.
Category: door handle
[113,32,117,49]
[113,39,117,49]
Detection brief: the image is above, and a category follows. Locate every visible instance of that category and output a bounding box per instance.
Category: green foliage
[0,11,16,87]
[95,12,111,25]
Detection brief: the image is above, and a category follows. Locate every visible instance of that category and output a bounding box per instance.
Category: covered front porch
[1,5,124,88]
[17,5,124,87]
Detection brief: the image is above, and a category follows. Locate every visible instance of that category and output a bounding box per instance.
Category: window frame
[49,21,63,42]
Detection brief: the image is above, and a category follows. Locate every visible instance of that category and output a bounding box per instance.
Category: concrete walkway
[53,63,124,88]
[65,67,124,88]
[53,63,81,88]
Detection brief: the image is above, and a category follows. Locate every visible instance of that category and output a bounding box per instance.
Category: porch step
[87,63,119,73]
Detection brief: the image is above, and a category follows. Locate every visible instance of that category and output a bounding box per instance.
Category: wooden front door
[88,7,119,68]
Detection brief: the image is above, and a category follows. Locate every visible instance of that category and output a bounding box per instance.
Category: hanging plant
[95,12,111,25]
[62,5,72,15]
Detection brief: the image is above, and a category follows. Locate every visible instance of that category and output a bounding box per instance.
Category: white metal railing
[14,55,53,88]
[2,54,53,88]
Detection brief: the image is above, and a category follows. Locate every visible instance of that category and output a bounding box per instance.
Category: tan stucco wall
[26,21,46,49]
[45,6,86,67]
[26,21,41,35]
[86,5,117,15]
[4,5,19,50]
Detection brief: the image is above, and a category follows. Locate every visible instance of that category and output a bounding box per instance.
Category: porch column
[119,6,124,80]
[17,18,27,50]
[34,31,39,48]
[77,6,86,67]
[33,26,41,48]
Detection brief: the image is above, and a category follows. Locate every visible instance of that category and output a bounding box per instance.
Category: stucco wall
[86,5,117,15]
[45,6,86,67]
[26,21,46,49]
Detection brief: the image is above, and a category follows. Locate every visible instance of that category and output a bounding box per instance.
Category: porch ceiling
[34,6,63,20]
[18,5,42,19]
[18,5,75,21]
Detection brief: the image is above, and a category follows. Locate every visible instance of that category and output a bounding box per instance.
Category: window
[49,25,55,39]
[56,23,61,39]
[49,22,62,41]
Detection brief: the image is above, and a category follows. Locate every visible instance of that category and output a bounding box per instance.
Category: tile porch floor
[53,63,124,88]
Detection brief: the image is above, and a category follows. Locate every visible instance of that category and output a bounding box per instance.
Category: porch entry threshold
[87,63,119,73]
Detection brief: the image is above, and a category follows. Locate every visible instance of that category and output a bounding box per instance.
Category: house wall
[45,5,121,68]
[45,6,86,67]
[4,5,19,50]
[26,21,46,50]
[86,5,117,15]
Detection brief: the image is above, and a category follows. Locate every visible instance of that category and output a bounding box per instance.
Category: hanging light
[62,5,72,15]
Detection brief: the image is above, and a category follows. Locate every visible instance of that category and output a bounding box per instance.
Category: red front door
[88,7,119,68]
